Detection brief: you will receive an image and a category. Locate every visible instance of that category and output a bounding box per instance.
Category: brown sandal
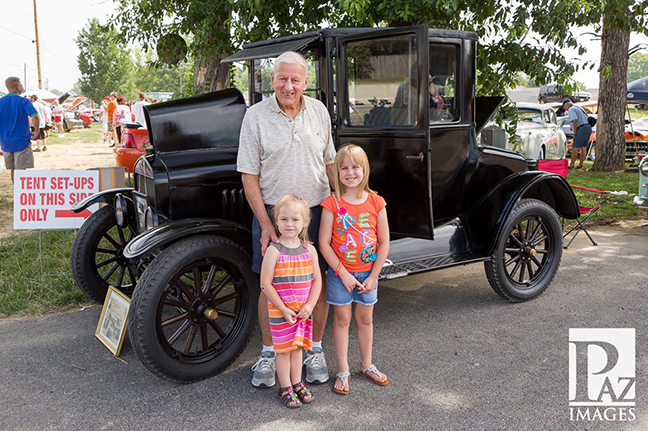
[292,381,314,404]
[360,364,389,386]
[278,386,302,408]
[333,371,350,395]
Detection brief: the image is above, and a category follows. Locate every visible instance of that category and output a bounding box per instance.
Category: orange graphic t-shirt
[321,193,386,272]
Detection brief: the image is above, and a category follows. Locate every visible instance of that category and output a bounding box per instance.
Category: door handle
[406,152,425,162]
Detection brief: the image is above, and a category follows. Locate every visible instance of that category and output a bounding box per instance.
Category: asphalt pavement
[1,222,646,431]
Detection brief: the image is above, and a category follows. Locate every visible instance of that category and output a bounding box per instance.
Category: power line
[0,23,35,42]
[0,23,77,68]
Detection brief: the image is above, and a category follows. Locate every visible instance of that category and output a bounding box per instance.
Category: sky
[1,1,647,93]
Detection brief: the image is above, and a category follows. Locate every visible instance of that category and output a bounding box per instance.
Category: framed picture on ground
[95,286,130,356]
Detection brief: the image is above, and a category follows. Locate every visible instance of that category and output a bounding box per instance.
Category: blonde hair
[272,194,311,243]
[333,144,375,199]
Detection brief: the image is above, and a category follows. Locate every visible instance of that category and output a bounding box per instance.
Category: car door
[336,25,432,238]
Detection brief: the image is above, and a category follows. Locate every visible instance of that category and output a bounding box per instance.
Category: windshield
[516,108,544,124]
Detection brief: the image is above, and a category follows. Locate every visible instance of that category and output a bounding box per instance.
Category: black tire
[71,205,137,302]
[537,147,545,160]
[484,198,562,302]
[128,235,258,382]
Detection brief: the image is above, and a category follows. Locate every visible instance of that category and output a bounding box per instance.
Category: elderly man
[237,51,336,388]
[563,98,592,169]
[0,77,39,183]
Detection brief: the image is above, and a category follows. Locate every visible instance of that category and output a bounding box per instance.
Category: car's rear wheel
[484,199,562,302]
[128,235,257,382]
[71,205,137,302]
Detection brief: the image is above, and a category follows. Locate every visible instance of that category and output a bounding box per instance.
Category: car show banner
[13,170,99,229]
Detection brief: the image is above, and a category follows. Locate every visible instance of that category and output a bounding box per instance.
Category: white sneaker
[59,134,65,138]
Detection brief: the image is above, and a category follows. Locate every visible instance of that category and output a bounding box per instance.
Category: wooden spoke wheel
[129,236,257,382]
[485,199,562,302]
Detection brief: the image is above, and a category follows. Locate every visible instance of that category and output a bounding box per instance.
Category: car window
[429,44,459,123]
[252,52,320,102]
[345,34,418,126]
[542,109,551,124]
[548,109,557,124]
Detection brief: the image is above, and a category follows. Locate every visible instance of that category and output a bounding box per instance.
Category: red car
[114,122,148,173]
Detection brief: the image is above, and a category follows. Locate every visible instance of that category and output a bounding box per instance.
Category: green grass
[0,229,87,317]
[47,125,103,146]
[565,160,640,221]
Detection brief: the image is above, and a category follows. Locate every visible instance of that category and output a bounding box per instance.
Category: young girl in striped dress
[260,194,322,408]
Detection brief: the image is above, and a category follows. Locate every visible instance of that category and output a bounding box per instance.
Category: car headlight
[145,206,158,230]
[114,194,127,227]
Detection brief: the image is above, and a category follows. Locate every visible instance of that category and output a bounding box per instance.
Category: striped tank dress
[268,242,314,353]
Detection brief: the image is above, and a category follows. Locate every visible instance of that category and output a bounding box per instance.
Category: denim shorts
[252,204,326,274]
[326,269,378,306]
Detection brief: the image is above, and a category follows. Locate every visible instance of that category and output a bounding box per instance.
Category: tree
[627,52,648,82]
[132,48,192,98]
[111,1,235,94]
[580,1,648,171]
[76,18,136,103]
[110,1,341,94]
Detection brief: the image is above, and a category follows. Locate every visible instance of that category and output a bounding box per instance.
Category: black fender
[71,187,134,212]
[123,218,252,259]
[464,171,579,256]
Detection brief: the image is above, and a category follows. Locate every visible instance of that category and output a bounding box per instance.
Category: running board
[377,233,485,280]
[380,254,470,279]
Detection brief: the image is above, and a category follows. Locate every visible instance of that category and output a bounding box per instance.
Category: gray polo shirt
[237,94,336,207]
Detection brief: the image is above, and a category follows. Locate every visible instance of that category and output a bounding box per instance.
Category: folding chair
[537,159,607,249]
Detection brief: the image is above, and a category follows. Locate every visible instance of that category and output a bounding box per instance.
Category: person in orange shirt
[319,144,391,395]
[107,92,118,146]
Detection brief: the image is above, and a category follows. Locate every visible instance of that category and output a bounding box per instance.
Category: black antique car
[71,25,579,382]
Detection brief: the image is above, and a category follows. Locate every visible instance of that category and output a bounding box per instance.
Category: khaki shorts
[3,146,34,170]
[108,118,114,132]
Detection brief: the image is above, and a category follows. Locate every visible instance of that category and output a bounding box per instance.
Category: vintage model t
[71,25,579,381]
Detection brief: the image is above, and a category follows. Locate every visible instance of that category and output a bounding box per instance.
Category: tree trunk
[193,53,230,94]
[592,17,630,171]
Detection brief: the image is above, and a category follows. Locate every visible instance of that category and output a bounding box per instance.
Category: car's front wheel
[484,199,562,302]
[128,235,258,382]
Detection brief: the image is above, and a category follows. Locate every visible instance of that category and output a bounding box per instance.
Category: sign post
[14,170,100,278]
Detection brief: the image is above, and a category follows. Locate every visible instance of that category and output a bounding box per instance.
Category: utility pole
[24,63,27,89]
[33,0,42,89]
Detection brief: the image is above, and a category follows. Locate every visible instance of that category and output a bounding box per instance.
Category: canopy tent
[20,89,59,102]
[627,77,648,104]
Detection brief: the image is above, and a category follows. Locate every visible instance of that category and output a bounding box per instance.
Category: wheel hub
[190,296,217,324]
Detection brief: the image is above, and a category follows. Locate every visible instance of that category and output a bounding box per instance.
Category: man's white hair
[273,51,308,75]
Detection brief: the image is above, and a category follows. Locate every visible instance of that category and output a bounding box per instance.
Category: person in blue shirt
[0,77,39,183]
[563,98,592,169]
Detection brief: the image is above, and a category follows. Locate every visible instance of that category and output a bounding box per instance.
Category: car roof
[516,102,547,110]
[223,27,478,63]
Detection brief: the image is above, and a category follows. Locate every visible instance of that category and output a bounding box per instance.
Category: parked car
[71,25,579,382]
[114,121,148,173]
[633,155,648,207]
[481,103,567,160]
[513,103,567,160]
[538,84,591,104]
